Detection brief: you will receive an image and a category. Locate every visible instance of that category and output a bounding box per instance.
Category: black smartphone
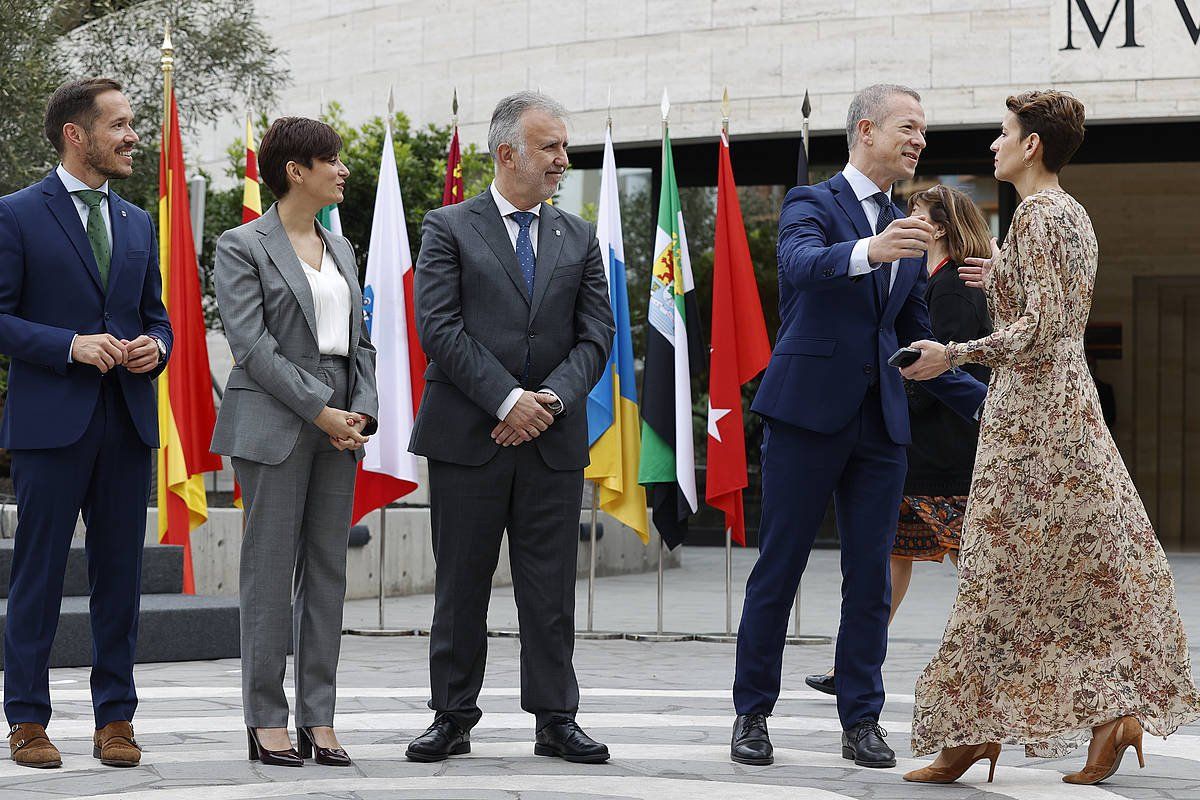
[887,347,922,368]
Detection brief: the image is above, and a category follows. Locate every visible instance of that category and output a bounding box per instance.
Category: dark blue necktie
[512,211,536,299]
[871,191,895,305]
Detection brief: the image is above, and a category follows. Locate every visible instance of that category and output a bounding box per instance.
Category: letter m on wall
[1061,0,1142,49]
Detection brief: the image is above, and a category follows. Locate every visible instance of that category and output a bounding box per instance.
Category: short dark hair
[257,117,343,197]
[44,77,124,155]
[1005,90,1086,173]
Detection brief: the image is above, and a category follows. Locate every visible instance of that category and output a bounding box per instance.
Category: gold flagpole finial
[451,87,459,127]
[387,85,395,134]
[161,21,173,68]
[721,86,730,135]
[660,88,670,123]
[606,86,612,131]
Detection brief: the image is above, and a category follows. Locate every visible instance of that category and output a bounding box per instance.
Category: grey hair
[487,90,569,160]
[845,84,922,149]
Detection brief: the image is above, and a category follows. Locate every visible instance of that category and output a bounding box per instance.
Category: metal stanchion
[346,507,418,636]
[577,486,623,640]
[626,538,692,642]
[695,528,737,643]
[785,583,831,646]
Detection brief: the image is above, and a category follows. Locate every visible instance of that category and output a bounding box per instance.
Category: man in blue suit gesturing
[0,78,172,769]
[731,85,986,768]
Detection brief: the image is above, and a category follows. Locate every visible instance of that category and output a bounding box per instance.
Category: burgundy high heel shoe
[297,726,352,767]
[246,727,303,767]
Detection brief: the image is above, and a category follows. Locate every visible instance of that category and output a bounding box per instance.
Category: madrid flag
[705,130,770,546]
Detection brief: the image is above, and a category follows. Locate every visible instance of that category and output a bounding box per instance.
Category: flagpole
[696,88,739,645]
[346,86,418,638]
[786,88,831,648]
[627,90,691,644]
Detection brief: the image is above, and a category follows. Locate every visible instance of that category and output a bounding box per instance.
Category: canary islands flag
[584,125,648,542]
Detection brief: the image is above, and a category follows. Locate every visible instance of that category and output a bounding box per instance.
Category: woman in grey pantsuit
[211,117,378,767]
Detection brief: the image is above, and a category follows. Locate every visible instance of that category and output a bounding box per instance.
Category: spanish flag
[157,90,223,592]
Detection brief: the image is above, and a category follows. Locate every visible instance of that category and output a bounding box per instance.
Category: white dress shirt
[58,164,112,364]
[298,247,351,356]
[842,163,899,292]
[488,183,562,421]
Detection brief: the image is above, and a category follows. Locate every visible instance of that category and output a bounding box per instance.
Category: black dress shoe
[405,715,470,762]
[534,717,609,763]
[246,727,303,767]
[842,720,896,768]
[805,672,836,696]
[297,726,352,767]
[731,713,773,765]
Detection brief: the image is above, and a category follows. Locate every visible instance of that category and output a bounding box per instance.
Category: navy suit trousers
[734,388,906,729]
[4,377,150,727]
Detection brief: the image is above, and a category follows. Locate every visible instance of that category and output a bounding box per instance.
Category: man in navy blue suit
[0,78,172,769]
[731,84,986,768]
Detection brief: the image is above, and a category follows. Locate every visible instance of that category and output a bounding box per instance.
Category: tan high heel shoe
[1062,715,1144,785]
[903,742,1001,784]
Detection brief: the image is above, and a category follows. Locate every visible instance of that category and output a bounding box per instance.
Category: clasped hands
[315,406,372,452]
[492,390,558,447]
[71,333,159,374]
[900,237,999,381]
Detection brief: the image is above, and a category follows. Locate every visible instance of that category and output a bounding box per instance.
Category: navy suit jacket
[752,172,985,445]
[0,171,172,450]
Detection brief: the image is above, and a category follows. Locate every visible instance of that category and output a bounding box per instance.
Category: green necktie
[74,190,110,290]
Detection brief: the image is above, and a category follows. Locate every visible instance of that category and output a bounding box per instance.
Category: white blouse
[299,247,351,356]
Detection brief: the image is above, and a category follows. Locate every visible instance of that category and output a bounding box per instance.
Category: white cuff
[67,333,77,364]
[496,387,524,420]
[849,237,875,276]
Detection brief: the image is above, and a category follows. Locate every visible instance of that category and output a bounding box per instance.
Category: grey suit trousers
[232,355,356,728]
[427,445,583,731]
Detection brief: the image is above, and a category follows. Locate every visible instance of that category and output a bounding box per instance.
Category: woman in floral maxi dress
[899,90,1200,785]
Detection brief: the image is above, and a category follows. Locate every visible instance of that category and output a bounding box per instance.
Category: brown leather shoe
[9,723,62,768]
[93,721,141,767]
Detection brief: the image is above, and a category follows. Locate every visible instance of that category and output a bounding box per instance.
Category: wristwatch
[152,336,167,363]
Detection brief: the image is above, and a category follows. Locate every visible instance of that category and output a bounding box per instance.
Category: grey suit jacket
[210,204,379,465]
[408,189,614,470]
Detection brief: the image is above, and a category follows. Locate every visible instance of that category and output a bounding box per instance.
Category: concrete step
[0,593,241,668]
[0,541,183,598]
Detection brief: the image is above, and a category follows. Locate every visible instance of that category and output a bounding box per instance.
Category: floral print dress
[910,189,1200,758]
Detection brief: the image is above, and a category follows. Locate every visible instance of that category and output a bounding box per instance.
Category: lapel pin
[554,228,561,236]
[120,209,127,217]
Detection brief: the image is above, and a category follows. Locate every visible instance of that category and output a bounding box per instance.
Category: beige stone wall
[1059,162,1200,456]
[193,0,1200,177]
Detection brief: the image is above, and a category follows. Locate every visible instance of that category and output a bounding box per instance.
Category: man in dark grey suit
[406,91,614,764]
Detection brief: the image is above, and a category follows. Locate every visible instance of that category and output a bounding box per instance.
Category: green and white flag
[638,91,704,549]
[316,203,342,235]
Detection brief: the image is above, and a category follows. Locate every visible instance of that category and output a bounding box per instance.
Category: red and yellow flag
[157,90,223,592]
[231,114,261,511]
[442,126,463,206]
[242,114,262,224]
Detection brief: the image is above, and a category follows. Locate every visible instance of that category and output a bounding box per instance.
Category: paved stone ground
[2,548,1198,799]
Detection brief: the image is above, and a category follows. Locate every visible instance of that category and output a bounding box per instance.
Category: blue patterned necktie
[871,191,895,304]
[512,210,536,299]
